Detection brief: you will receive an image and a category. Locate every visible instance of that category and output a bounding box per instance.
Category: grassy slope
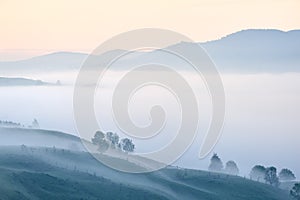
[0,168,168,200]
[0,153,167,200]
[158,169,292,200]
[0,146,292,200]
[0,128,293,200]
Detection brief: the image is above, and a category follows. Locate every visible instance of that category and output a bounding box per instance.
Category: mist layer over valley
[0,71,299,178]
[0,29,299,199]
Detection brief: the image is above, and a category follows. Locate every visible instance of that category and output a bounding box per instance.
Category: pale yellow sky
[0,0,299,60]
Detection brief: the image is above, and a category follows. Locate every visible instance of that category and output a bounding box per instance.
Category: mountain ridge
[0,77,58,86]
[1,29,299,73]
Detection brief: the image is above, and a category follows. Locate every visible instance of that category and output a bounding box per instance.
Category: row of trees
[0,119,39,129]
[0,120,23,128]
[208,153,300,199]
[91,131,135,153]
[250,165,296,186]
[208,154,297,186]
[250,165,299,199]
[208,153,239,175]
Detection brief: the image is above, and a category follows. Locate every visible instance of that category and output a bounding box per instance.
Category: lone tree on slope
[279,168,296,181]
[92,131,109,153]
[32,118,40,129]
[120,138,135,153]
[92,131,105,144]
[225,160,239,175]
[106,132,120,148]
[250,165,266,182]
[265,166,279,187]
[208,153,223,172]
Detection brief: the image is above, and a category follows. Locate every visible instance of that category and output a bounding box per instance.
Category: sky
[0,0,300,60]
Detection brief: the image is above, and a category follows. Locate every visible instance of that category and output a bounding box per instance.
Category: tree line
[208,153,299,199]
[91,131,135,154]
[0,119,39,129]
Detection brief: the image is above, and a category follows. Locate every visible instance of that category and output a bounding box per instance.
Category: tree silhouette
[91,131,109,153]
[92,131,105,145]
[291,183,300,200]
[225,160,239,175]
[265,166,279,187]
[279,168,296,181]
[121,138,135,153]
[208,153,223,172]
[106,132,120,147]
[250,165,266,181]
[32,118,40,129]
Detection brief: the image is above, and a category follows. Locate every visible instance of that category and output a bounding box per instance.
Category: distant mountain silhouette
[0,52,87,72]
[0,29,299,73]
[201,29,300,73]
[0,77,55,86]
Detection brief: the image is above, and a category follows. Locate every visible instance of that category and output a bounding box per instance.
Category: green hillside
[0,146,292,200]
[0,128,293,200]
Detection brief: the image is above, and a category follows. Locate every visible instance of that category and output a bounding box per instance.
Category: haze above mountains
[1,29,299,73]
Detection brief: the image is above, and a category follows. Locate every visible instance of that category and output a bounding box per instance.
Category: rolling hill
[0,127,293,200]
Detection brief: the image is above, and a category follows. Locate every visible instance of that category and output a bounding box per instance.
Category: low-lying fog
[0,71,299,178]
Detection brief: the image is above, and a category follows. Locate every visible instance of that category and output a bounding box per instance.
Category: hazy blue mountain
[0,77,55,86]
[0,127,293,199]
[0,29,299,73]
[0,52,88,72]
[0,50,127,72]
[201,29,300,73]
